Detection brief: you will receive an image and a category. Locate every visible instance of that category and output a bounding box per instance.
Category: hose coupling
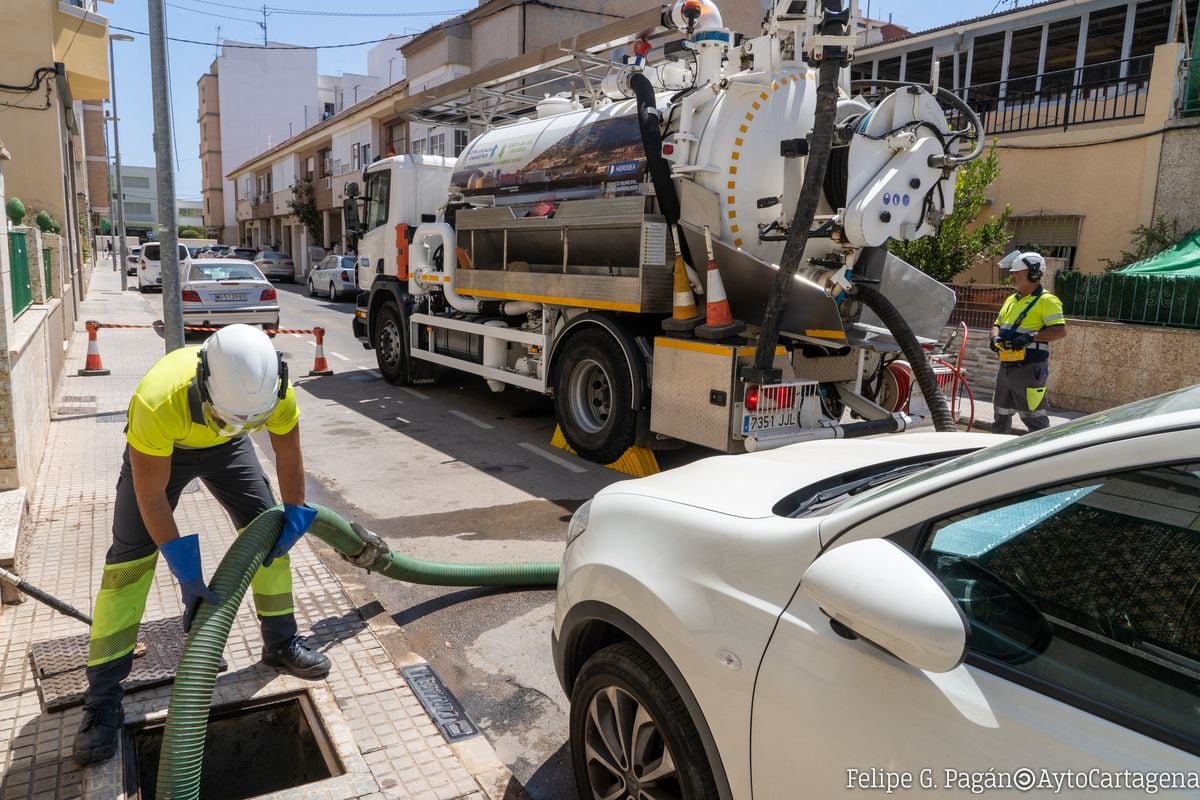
[346,522,392,571]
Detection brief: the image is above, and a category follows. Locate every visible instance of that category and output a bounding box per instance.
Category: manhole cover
[29,617,228,711]
[401,663,479,742]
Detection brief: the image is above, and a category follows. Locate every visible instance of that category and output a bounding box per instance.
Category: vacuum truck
[350,0,984,465]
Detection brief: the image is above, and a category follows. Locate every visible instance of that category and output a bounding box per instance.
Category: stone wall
[1047,319,1200,413]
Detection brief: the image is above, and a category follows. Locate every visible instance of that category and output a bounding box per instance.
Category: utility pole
[262,5,268,46]
[109,33,134,291]
[147,0,184,351]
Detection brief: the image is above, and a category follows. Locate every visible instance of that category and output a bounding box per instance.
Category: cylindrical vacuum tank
[450,97,659,206]
[483,319,508,392]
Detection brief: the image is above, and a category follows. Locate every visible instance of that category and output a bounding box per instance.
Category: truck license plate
[214,292,247,302]
[743,409,798,433]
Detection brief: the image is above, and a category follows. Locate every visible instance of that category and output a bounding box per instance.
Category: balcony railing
[953,57,1152,135]
[860,57,1153,136]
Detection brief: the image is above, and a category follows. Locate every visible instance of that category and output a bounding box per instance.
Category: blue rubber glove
[265,504,318,567]
[159,534,219,632]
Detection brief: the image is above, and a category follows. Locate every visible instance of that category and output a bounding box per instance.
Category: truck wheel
[373,303,409,385]
[554,329,638,464]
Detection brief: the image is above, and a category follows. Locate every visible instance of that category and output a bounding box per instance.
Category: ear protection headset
[195,348,288,404]
[1021,255,1044,281]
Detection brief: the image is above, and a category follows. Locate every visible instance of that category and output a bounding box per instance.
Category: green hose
[155,503,560,800]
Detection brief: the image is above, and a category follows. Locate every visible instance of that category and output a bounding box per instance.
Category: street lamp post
[108,33,134,291]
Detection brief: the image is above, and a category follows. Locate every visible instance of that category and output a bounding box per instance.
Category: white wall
[367,36,409,87]
[330,122,374,177]
[216,41,319,235]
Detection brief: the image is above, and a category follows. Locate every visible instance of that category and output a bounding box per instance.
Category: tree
[288,176,323,248]
[889,143,1012,283]
[178,226,205,238]
[1100,216,1195,271]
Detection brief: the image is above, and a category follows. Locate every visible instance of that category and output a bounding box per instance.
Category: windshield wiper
[787,461,941,517]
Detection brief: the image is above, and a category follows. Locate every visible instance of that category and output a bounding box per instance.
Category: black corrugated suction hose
[855,284,957,432]
[155,504,559,799]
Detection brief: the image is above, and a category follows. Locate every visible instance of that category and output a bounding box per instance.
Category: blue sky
[102,0,1006,201]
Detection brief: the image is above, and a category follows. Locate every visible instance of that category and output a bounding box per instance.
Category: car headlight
[566,500,591,545]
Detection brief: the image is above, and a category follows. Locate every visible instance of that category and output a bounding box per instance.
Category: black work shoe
[73,701,124,766]
[261,636,331,679]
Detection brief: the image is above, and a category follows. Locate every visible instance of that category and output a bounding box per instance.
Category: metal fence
[951,57,1152,135]
[946,284,1010,330]
[8,231,32,318]
[1056,271,1200,329]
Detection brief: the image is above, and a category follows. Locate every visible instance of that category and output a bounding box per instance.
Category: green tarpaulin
[1115,230,1200,276]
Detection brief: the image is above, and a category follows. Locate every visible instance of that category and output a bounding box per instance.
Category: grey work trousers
[992,359,1050,434]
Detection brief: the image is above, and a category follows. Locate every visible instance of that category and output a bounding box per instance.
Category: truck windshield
[365,170,390,231]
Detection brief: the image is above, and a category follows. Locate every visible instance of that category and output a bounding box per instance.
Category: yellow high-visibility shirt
[126,346,298,457]
[994,289,1066,336]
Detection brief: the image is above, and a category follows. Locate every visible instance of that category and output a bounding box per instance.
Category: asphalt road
[244,281,706,798]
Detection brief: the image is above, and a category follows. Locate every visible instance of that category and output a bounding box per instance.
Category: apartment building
[0,0,114,493]
[855,0,1200,278]
[198,37,408,243]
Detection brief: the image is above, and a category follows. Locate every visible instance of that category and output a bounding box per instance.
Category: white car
[181,258,279,333]
[307,255,359,301]
[553,387,1200,800]
[126,246,141,276]
[138,242,192,293]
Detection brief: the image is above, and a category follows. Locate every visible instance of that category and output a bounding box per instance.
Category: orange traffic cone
[309,326,333,376]
[661,227,703,334]
[695,227,746,341]
[78,321,111,376]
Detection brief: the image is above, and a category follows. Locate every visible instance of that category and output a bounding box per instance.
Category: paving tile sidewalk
[0,265,511,800]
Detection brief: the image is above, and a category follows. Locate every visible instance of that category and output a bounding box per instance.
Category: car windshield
[840,385,1200,509]
[188,263,263,282]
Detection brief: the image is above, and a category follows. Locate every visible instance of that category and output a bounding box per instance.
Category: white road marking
[357,398,377,404]
[395,416,410,424]
[400,387,429,400]
[290,333,304,338]
[518,442,588,473]
[449,409,494,430]
[330,351,350,361]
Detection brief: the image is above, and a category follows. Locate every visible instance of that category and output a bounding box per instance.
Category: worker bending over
[74,324,327,766]
[990,251,1068,434]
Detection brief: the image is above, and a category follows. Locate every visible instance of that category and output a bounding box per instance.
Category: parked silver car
[307,255,359,301]
[253,251,295,282]
[181,259,279,333]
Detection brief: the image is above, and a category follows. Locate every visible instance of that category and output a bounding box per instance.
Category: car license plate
[214,292,247,302]
[743,409,799,433]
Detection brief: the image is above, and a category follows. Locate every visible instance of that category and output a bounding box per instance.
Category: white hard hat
[198,324,286,437]
[998,250,1045,273]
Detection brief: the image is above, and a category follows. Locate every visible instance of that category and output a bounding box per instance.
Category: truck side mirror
[343,197,363,235]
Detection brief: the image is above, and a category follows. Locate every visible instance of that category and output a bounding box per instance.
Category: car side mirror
[803,539,969,673]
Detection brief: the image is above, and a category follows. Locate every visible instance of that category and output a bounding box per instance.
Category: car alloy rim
[568,358,612,435]
[584,685,680,800]
[379,319,402,368]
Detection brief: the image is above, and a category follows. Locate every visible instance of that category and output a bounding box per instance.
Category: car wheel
[553,329,638,465]
[570,643,718,800]
[373,302,408,385]
[328,283,337,302]
[308,279,316,297]
[138,285,150,294]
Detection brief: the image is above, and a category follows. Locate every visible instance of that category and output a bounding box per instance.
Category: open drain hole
[125,691,343,799]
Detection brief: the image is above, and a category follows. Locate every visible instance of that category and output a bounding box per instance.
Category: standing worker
[989,251,1068,434]
[73,324,329,766]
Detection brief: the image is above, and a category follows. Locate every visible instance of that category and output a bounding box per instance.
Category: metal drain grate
[401,663,479,742]
[97,412,126,424]
[29,617,228,711]
[61,395,97,403]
